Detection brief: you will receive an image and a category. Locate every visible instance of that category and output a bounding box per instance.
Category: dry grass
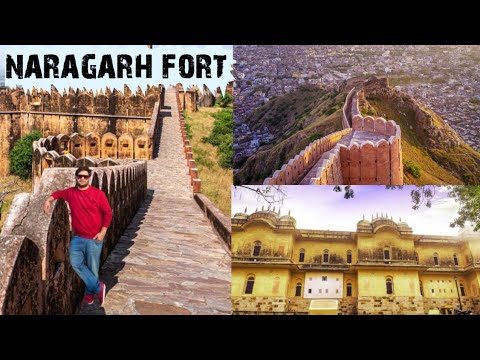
[0,175,33,231]
[185,107,232,216]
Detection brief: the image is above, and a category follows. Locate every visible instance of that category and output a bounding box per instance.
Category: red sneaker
[98,282,106,306]
[84,293,94,305]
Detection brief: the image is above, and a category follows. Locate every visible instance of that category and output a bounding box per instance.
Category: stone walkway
[79,87,231,315]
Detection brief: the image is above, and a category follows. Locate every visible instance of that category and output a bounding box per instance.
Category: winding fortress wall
[263,87,403,185]
[0,163,147,314]
[0,85,164,176]
[262,128,352,185]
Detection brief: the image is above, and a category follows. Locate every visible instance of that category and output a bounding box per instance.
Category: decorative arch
[346,280,353,297]
[384,246,390,260]
[299,249,305,263]
[346,250,352,264]
[453,253,459,266]
[323,249,329,263]
[295,280,302,297]
[245,274,255,295]
[253,241,262,256]
[386,276,394,295]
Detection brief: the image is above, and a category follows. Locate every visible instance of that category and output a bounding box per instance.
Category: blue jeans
[69,236,103,295]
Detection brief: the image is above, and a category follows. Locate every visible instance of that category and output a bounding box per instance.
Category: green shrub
[404,159,421,179]
[9,131,42,179]
[308,132,324,142]
[217,93,233,107]
[469,97,480,105]
[203,109,233,169]
[325,106,337,116]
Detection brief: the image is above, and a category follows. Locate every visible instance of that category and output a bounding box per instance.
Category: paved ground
[79,87,231,315]
[338,130,390,146]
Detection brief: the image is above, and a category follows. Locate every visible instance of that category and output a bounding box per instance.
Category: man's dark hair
[75,166,92,177]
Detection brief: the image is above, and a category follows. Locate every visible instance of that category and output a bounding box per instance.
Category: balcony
[233,256,291,264]
[357,258,419,267]
[298,263,350,271]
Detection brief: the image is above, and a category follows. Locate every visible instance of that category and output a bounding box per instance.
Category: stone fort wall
[0,163,147,314]
[263,87,403,185]
[31,100,160,191]
[262,128,351,185]
[176,87,202,193]
[0,85,164,176]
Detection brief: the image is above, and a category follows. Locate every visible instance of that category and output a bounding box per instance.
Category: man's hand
[93,227,108,242]
[43,196,54,214]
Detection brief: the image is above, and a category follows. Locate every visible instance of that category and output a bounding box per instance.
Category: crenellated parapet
[32,129,154,192]
[0,162,147,314]
[342,87,358,129]
[262,88,403,186]
[175,87,201,193]
[309,116,402,185]
[263,128,352,185]
[0,85,163,116]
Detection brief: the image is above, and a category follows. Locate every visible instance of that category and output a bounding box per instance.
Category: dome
[233,212,248,219]
[357,219,371,226]
[278,214,297,228]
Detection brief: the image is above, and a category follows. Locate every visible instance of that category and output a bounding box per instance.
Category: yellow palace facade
[231,208,480,314]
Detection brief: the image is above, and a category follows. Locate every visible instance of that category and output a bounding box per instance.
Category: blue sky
[232,186,465,236]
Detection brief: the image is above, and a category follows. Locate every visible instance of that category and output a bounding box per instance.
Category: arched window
[299,249,305,263]
[295,283,302,297]
[384,246,390,260]
[460,282,466,297]
[346,250,352,264]
[419,280,424,296]
[253,241,261,257]
[433,253,439,266]
[453,254,458,266]
[386,277,393,295]
[323,249,329,263]
[346,282,352,297]
[414,252,419,264]
[245,275,255,294]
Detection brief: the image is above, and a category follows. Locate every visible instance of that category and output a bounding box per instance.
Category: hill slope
[234,77,480,185]
[362,77,480,185]
[234,85,345,184]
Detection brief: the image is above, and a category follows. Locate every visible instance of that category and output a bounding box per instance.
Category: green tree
[9,131,42,179]
[217,93,233,108]
[334,185,480,231]
[449,186,480,231]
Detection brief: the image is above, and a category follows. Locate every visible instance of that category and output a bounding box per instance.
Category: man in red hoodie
[43,166,112,306]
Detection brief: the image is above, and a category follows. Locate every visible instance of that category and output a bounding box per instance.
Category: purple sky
[231,186,466,236]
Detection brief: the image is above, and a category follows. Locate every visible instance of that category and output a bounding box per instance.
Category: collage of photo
[0,45,479,315]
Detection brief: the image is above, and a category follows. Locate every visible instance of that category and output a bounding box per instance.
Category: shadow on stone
[79,190,154,315]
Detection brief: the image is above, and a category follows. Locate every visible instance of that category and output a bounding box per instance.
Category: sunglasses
[76,174,90,179]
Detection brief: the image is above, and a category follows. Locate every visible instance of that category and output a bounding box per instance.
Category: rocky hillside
[234,77,480,185]
[362,77,480,185]
[234,85,345,184]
